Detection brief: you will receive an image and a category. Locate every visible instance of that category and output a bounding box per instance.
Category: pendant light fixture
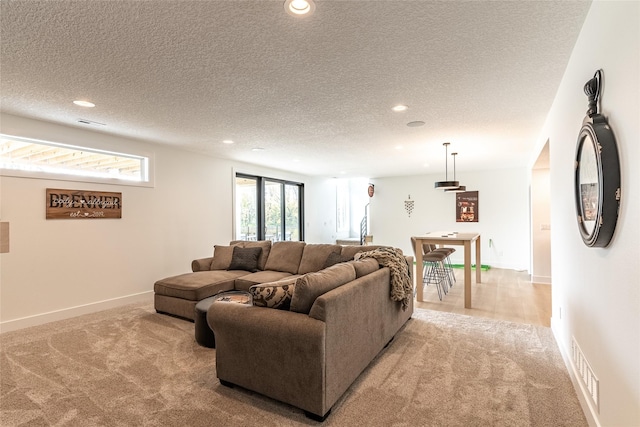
[434,142,459,190]
[445,152,467,193]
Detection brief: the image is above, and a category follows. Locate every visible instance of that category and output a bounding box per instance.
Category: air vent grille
[571,336,599,412]
[77,119,106,126]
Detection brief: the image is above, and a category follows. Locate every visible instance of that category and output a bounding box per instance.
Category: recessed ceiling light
[407,121,425,127]
[392,105,408,112]
[284,0,315,16]
[73,100,95,108]
[395,145,403,150]
[222,140,234,144]
[252,147,265,152]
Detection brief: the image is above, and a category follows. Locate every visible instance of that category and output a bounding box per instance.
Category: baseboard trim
[532,275,552,284]
[0,291,154,333]
[551,317,601,427]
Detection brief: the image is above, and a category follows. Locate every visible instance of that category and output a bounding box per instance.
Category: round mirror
[575,128,600,238]
[574,70,621,248]
[574,118,620,247]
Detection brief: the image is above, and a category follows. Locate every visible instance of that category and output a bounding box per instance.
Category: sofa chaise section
[154,270,245,320]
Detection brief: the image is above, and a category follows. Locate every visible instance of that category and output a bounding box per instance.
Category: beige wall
[536,1,639,425]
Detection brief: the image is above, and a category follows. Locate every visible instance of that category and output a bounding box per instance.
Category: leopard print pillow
[250,279,296,310]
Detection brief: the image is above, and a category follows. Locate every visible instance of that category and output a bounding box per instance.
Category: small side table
[194,291,252,348]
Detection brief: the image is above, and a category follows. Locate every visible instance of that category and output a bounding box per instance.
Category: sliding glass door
[264,180,282,241]
[235,174,303,241]
[236,176,259,240]
[284,183,300,241]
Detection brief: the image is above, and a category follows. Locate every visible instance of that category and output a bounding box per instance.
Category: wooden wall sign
[46,188,122,219]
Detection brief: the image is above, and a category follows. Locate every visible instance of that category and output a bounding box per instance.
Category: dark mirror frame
[574,70,621,247]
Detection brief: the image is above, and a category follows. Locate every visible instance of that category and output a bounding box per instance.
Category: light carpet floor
[0,303,587,426]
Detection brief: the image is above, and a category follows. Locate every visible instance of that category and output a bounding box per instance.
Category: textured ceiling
[0,0,591,178]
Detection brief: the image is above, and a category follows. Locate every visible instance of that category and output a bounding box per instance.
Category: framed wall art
[46,188,122,219]
[456,191,478,222]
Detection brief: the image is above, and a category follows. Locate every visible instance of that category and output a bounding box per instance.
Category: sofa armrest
[308,267,412,413]
[207,303,327,416]
[191,257,213,272]
[405,255,414,282]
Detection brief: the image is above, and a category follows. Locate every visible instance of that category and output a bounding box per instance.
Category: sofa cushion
[349,257,380,278]
[340,245,387,260]
[298,244,342,274]
[263,241,306,274]
[231,240,272,271]
[154,270,244,301]
[290,263,356,314]
[228,246,262,272]
[249,277,297,310]
[210,245,238,270]
[234,271,298,292]
[323,252,353,269]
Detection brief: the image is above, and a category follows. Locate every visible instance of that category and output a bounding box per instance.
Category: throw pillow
[323,252,352,269]
[231,240,272,271]
[250,278,297,310]
[290,263,356,314]
[349,257,380,278]
[298,244,343,274]
[339,245,388,260]
[228,246,262,272]
[243,240,272,271]
[210,245,236,270]
[263,241,306,274]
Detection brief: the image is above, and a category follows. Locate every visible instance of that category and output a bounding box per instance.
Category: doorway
[531,141,552,285]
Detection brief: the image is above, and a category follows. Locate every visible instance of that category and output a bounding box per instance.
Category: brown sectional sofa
[154,240,387,320]
[153,240,414,421]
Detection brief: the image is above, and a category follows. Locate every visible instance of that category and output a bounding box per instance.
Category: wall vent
[571,336,599,412]
[77,119,106,126]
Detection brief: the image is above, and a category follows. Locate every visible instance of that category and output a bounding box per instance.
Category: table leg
[475,236,482,284]
[415,239,423,302]
[464,241,472,308]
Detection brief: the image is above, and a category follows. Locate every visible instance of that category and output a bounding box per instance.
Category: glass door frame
[235,173,304,242]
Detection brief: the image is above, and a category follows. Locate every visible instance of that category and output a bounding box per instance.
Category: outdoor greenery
[237,178,300,241]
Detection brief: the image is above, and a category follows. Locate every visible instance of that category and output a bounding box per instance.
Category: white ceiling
[0,0,591,178]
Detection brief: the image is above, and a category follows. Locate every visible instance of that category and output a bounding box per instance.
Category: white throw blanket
[355,247,412,311]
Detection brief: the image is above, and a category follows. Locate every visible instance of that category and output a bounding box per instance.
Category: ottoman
[194,291,252,348]
[195,296,217,348]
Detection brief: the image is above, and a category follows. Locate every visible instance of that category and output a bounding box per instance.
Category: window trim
[0,133,155,188]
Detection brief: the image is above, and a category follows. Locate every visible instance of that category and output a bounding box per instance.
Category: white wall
[0,114,325,331]
[538,1,639,425]
[369,167,530,270]
[531,167,551,284]
[349,178,370,239]
[303,177,340,244]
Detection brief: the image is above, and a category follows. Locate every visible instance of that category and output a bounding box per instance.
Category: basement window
[0,134,151,186]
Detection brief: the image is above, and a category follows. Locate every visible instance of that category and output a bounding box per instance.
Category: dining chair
[427,243,456,288]
[411,237,450,301]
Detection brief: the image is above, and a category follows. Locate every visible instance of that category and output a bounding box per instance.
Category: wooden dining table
[412,232,481,308]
